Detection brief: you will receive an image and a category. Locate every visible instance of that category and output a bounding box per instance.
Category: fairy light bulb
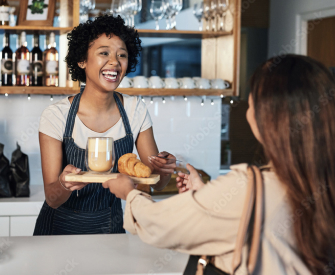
[150,97,153,104]
[230,98,234,104]
[211,99,214,105]
[184,96,187,101]
[220,94,224,98]
[50,95,54,101]
[5,93,8,97]
[201,99,204,106]
[141,96,145,103]
[162,97,166,104]
[28,94,31,100]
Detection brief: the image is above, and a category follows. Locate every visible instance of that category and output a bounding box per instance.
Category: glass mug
[85,137,115,174]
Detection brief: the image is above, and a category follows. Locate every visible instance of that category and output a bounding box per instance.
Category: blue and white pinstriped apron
[33,91,134,235]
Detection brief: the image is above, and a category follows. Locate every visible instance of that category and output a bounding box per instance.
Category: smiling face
[79,33,128,92]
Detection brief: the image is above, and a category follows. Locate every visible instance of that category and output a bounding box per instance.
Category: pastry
[118,153,152,178]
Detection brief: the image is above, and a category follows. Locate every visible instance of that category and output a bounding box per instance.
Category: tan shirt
[124,164,311,275]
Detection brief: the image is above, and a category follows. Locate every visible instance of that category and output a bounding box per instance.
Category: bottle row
[0,31,59,87]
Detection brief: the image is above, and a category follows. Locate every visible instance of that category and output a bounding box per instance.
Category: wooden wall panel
[201,38,217,79]
[307,16,335,70]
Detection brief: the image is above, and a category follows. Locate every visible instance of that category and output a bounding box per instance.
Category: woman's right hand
[176,164,205,193]
[59,164,88,191]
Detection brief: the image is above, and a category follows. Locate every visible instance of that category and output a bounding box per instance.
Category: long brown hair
[250,54,335,274]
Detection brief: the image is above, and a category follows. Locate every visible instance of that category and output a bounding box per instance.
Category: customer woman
[102,54,335,274]
[33,15,176,235]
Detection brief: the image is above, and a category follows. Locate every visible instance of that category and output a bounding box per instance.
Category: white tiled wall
[0,94,221,185]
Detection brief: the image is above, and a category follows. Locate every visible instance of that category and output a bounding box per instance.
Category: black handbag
[0,143,12,197]
[9,143,30,197]
[183,166,264,275]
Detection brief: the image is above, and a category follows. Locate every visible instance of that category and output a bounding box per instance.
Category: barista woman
[33,15,175,235]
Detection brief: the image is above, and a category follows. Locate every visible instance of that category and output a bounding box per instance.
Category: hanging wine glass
[170,0,182,30]
[80,0,91,23]
[203,0,211,31]
[193,2,204,31]
[111,0,122,16]
[164,1,174,30]
[121,0,134,26]
[210,0,217,31]
[218,0,229,31]
[150,0,167,30]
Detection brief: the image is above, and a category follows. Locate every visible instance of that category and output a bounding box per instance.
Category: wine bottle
[30,34,43,86]
[15,31,30,86]
[0,0,10,26]
[44,32,59,87]
[1,33,13,86]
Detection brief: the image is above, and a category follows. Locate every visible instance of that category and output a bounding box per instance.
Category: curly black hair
[65,15,142,83]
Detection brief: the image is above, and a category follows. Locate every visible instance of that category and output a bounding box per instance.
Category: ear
[78,61,86,69]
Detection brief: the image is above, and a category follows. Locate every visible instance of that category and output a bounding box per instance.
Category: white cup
[210,79,230,89]
[119,76,133,88]
[193,78,211,89]
[178,77,196,89]
[149,76,165,89]
[164,77,180,89]
[133,76,149,88]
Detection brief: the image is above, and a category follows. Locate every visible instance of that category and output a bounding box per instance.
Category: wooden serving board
[65,172,160,185]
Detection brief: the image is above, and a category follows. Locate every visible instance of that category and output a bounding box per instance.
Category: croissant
[118,153,152,178]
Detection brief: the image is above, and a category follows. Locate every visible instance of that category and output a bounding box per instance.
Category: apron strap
[63,92,82,138]
[113,92,133,136]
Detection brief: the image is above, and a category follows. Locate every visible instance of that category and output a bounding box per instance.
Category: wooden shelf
[136,29,233,39]
[0,26,232,38]
[116,88,234,96]
[0,86,233,97]
[0,26,73,35]
[0,86,78,95]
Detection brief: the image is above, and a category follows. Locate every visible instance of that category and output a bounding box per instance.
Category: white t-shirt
[39,94,153,149]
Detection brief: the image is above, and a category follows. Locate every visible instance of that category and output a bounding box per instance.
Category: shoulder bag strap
[231,165,264,275]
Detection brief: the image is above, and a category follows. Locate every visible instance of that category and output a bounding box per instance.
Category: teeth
[102,71,117,75]
[104,75,116,80]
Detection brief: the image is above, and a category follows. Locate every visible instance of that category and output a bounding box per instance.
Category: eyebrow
[96,46,128,52]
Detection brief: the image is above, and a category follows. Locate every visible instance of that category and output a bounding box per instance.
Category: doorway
[307,16,335,72]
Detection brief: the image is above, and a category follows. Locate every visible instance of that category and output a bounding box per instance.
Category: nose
[108,54,120,66]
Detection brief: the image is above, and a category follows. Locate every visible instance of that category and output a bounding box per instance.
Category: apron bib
[34,92,134,235]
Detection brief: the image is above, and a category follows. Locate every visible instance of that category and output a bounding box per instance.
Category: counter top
[0,185,175,216]
[0,234,189,275]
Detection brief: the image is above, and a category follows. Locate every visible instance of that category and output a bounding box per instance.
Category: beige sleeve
[123,164,249,256]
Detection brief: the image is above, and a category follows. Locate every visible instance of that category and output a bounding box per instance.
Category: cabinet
[1,0,240,97]
[10,216,38,236]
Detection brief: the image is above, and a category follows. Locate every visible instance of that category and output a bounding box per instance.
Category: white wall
[268,0,335,57]
[0,94,221,185]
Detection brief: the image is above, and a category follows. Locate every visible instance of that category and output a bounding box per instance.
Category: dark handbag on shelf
[9,143,30,197]
[183,165,264,275]
[0,143,12,197]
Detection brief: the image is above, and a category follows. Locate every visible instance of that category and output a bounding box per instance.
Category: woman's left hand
[148,151,177,176]
[102,173,136,200]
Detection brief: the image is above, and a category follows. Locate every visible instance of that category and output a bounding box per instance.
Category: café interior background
[0,0,335,185]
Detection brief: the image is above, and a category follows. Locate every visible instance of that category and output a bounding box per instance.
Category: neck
[80,85,116,114]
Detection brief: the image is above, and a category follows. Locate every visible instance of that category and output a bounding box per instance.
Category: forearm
[152,173,171,191]
[44,178,72,209]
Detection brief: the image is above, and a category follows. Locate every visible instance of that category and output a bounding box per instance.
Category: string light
[201,99,204,106]
[150,97,153,104]
[162,97,166,104]
[5,93,8,97]
[220,94,224,98]
[230,98,234,104]
[28,94,31,100]
[211,99,214,105]
[141,96,145,103]
[50,95,53,101]
[184,96,187,101]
